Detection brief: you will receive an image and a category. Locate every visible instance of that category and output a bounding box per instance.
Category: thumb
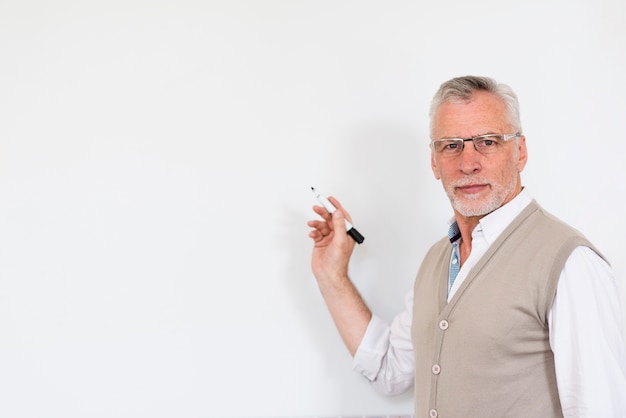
[332,210,347,239]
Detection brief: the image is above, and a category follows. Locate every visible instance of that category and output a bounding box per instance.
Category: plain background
[1,1,624,417]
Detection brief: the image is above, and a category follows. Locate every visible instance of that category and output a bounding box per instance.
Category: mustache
[449,176,489,188]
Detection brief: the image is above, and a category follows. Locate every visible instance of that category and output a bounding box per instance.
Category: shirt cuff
[352,314,391,381]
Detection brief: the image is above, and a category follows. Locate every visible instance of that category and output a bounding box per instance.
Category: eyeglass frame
[430,132,521,156]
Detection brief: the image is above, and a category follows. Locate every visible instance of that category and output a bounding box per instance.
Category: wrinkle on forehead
[432,91,512,139]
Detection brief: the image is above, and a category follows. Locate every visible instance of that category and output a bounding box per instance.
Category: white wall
[1,1,624,417]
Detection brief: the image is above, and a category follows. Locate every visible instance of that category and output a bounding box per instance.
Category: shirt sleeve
[352,290,415,396]
[549,246,626,417]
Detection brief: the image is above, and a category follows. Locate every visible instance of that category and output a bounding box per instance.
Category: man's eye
[476,138,499,148]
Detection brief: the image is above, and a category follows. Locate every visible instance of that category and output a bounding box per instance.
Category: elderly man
[307,76,626,417]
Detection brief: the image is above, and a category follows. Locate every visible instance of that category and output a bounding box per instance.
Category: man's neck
[453,215,482,267]
[452,187,525,266]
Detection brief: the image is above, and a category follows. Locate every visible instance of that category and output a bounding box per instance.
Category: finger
[330,209,349,244]
[312,204,332,220]
[309,224,335,246]
[309,229,323,241]
[307,219,332,234]
[307,219,322,228]
[327,196,353,223]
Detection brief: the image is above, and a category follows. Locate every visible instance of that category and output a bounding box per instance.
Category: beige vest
[411,201,605,417]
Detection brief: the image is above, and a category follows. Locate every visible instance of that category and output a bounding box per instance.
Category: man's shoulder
[525,201,586,238]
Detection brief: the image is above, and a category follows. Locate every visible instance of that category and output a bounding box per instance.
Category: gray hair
[429,75,522,137]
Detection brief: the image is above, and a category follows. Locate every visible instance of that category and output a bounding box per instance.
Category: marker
[311,187,365,244]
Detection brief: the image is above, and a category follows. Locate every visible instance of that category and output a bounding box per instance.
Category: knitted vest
[411,200,605,417]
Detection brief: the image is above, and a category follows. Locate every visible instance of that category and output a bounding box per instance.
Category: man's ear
[517,135,528,173]
[431,152,441,180]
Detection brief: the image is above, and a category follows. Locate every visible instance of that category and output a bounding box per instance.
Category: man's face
[430,91,528,219]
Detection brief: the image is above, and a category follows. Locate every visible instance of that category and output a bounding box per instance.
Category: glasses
[430,132,521,157]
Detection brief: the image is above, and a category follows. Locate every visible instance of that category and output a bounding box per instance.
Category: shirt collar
[447,188,532,246]
[448,220,461,243]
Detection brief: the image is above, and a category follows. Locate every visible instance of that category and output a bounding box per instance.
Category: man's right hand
[306,196,371,356]
[307,196,356,284]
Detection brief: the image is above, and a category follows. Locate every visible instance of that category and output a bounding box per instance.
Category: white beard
[446,175,518,217]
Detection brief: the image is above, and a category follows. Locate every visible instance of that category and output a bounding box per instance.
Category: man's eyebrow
[437,132,499,140]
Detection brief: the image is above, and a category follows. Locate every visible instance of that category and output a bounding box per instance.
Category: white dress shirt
[352,189,626,416]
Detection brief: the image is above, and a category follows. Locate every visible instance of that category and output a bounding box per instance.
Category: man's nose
[459,141,482,174]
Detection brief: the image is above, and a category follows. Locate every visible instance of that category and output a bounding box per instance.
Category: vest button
[429,409,438,417]
[439,319,449,330]
[432,364,441,375]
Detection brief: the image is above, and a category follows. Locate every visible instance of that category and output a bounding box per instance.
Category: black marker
[311,187,365,244]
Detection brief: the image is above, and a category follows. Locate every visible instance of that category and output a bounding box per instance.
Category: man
[307,76,626,417]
